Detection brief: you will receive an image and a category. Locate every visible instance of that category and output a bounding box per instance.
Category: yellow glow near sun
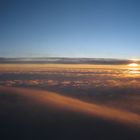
[128,62,140,74]
[130,58,139,62]
[128,63,138,67]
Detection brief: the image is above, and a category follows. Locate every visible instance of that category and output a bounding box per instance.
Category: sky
[1,0,140,59]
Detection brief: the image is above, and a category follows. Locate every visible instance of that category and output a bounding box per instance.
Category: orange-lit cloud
[0,87,140,128]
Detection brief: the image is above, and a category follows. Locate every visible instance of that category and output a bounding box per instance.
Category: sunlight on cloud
[127,63,140,74]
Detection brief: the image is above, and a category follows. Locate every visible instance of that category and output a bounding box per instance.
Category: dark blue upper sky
[1,0,140,59]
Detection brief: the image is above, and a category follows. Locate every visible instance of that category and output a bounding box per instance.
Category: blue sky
[1,0,140,59]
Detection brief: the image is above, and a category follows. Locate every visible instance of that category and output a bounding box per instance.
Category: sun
[128,63,138,67]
